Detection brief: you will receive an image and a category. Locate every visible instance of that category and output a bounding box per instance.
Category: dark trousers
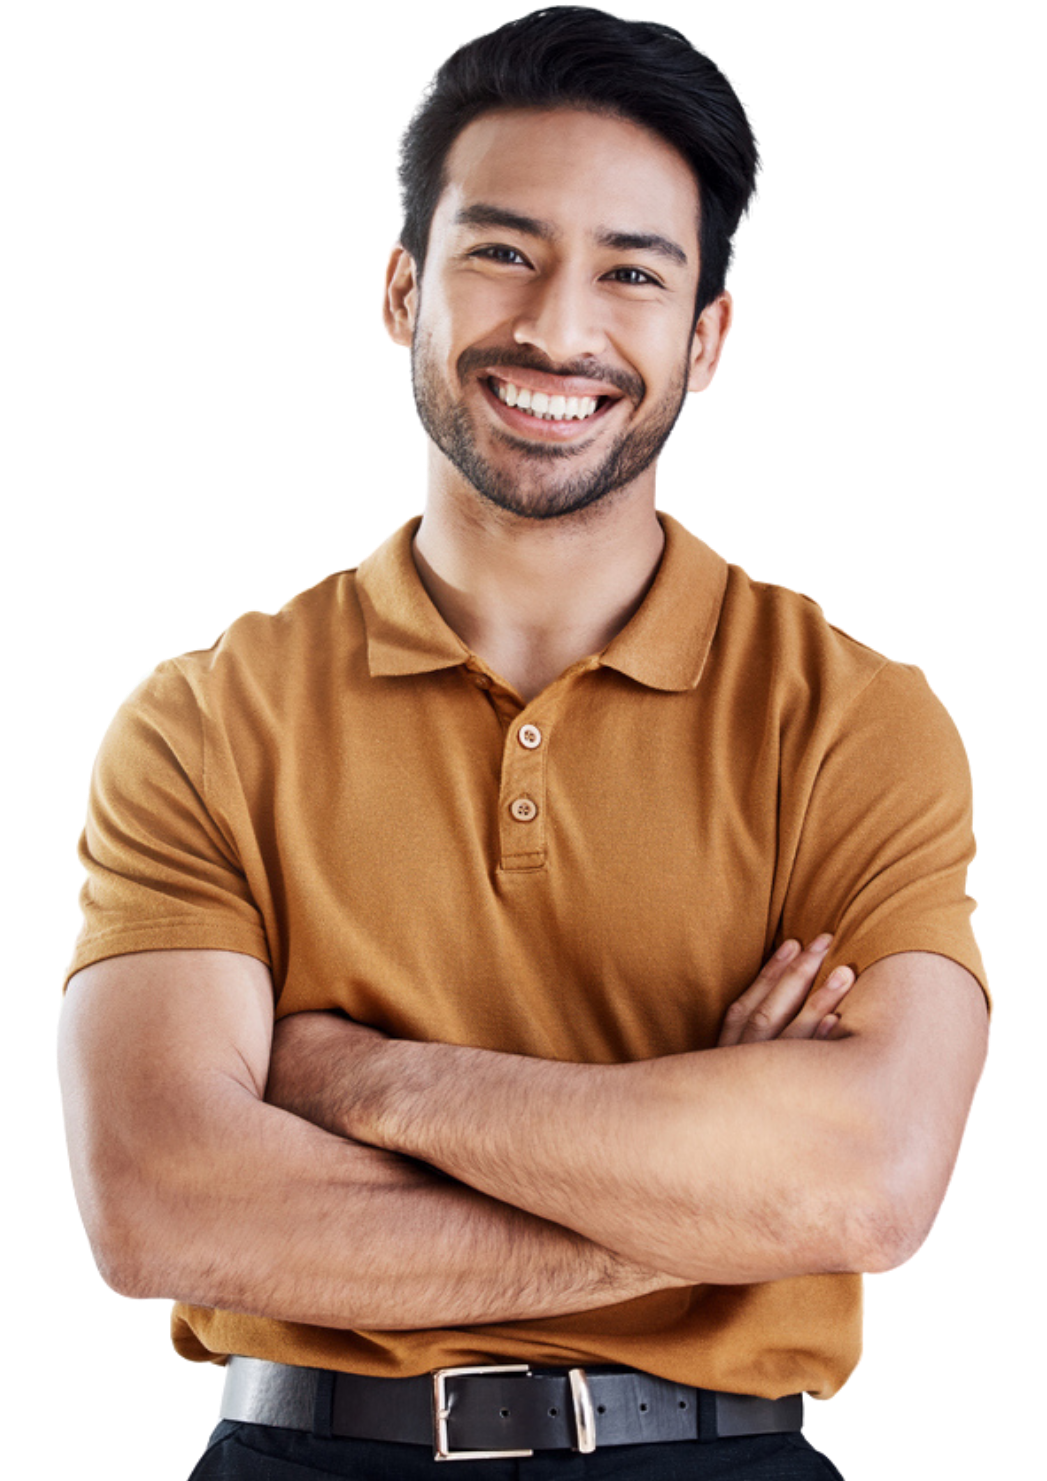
[189,1420,845,1479]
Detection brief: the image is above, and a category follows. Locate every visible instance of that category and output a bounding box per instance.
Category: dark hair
[399,6,759,315]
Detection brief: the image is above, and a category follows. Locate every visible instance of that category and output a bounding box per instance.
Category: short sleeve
[66,660,271,985]
[779,661,988,1000]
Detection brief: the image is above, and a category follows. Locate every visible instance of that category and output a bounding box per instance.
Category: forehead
[433,107,701,258]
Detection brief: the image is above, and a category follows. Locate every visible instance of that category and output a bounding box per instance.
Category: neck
[412,468,665,703]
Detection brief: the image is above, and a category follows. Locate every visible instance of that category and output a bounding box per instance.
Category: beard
[410,334,691,522]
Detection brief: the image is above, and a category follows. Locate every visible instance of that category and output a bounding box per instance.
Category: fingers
[717,935,854,1047]
[718,935,828,1046]
[777,965,854,1040]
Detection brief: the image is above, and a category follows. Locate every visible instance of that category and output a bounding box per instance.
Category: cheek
[435,273,523,346]
[605,299,695,364]
[418,278,538,392]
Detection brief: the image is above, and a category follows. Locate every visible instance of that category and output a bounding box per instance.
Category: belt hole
[639,1403,648,1412]
[499,1408,510,1419]
[549,1407,559,1417]
[596,1405,606,1415]
[679,1400,688,1409]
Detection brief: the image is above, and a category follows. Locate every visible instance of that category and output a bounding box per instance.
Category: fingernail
[826,967,852,990]
[776,939,800,961]
[816,1015,839,1038]
[810,933,833,953]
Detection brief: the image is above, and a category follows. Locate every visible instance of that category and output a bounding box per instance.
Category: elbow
[71,1192,159,1298]
[866,1181,945,1275]
[90,1226,160,1300]
[79,1182,184,1300]
[71,1144,213,1302]
[858,1208,935,1279]
[831,1145,947,1275]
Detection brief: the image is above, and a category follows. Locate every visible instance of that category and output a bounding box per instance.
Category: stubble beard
[410,330,692,523]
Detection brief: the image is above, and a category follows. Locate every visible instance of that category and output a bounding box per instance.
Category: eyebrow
[453,204,690,268]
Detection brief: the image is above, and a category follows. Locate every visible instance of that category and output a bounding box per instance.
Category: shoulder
[95,570,366,797]
[176,568,362,697]
[716,562,971,776]
[715,562,944,726]
[124,569,365,728]
[720,564,888,688]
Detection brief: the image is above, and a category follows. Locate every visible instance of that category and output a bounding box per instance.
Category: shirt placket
[497,709,548,872]
[463,659,551,873]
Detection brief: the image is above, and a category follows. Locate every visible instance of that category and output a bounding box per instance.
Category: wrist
[350,1037,488,1167]
[267,1012,410,1146]
[342,1035,428,1150]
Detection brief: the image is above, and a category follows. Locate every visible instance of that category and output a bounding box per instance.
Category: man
[59,8,988,1479]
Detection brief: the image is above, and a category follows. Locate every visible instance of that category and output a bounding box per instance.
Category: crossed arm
[59,941,986,1330]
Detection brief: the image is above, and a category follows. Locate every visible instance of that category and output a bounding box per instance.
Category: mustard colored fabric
[70,514,985,1398]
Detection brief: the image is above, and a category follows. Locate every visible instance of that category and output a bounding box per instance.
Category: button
[509,797,538,823]
[518,724,542,750]
[473,675,490,689]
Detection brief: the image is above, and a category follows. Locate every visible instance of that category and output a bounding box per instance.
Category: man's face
[386,107,727,521]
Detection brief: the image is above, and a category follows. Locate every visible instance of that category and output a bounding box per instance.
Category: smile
[490,377,603,422]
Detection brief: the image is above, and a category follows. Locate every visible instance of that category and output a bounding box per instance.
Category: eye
[604,266,662,287]
[468,244,530,267]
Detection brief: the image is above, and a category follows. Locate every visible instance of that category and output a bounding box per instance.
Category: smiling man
[59,9,988,1480]
[403,107,712,529]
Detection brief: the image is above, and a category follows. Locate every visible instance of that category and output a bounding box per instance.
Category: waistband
[220,1357,804,1461]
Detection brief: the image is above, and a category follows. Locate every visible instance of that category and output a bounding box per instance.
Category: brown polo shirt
[70,513,985,1398]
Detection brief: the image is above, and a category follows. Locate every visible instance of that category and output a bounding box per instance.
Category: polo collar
[598,514,729,692]
[355,518,467,677]
[355,513,728,693]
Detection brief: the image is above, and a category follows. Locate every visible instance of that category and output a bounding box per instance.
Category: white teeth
[493,379,601,421]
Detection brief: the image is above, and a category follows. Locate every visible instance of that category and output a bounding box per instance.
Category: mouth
[482,373,621,438]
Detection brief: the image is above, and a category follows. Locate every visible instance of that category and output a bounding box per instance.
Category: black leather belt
[221,1357,803,1461]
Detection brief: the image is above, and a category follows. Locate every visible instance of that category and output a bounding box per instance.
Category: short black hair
[398,6,759,315]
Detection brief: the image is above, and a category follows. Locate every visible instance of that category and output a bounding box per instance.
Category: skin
[269,953,987,1285]
[387,108,731,699]
[367,108,986,1276]
[403,117,703,526]
[60,941,850,1325]
[60,107,988,1328]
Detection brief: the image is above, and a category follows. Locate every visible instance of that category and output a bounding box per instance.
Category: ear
[687,291,733,393]
[384,245,419,345]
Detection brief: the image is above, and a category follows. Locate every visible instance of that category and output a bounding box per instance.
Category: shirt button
[518,724,542,750]
[473,675,490,689]
[509,797,538,823]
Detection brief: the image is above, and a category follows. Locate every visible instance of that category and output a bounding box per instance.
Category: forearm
[102,1089,672,1328]
[338,1038,877,1284]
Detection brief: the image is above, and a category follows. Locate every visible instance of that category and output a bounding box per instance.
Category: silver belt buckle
[432,1364,534,1461]
[568,1367,597,1454]
[431,1363,598,1460]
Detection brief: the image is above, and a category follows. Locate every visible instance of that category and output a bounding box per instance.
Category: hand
[266,1010,389,1137]
[717,935,854,1047]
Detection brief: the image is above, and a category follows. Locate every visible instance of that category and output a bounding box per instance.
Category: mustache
[457,345,645,402]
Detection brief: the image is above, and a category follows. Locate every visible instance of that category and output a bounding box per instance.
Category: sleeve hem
[842,936,990,1012]
[64,924,272,990]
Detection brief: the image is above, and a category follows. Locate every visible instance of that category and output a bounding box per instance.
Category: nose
[511,269,609,364]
